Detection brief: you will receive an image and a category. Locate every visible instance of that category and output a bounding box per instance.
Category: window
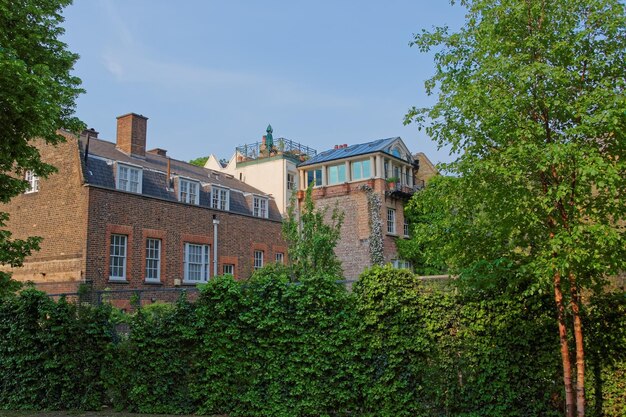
[275,252,284,264]
[116,163,142,193]
[351,160,371,181]
[24,171,39,193]
[254,250,264,270]
[327,164,346,185]
[387,208,396,234]
[211,186,229,211]
[222,264,235,276]
[391,147,401,158]
[183,243,210,283]
[109,234,127,280]
[392,259,412,270]
[287,173,297,190]
[179,178,200,205]
[306,168,322,187]
[253,196,268,218]
[404,218,410,237]
[145,238,161,282]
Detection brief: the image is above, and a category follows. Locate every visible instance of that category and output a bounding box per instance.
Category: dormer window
[24,171,39,193]
[116,163,142,193]
[253,196,268,218]
[211,186,229,211]
[179,178,200,205]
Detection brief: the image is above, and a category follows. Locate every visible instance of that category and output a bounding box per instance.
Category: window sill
[386,233,399,237]
[181,281,207,286]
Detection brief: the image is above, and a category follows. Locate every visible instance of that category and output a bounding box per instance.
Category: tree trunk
[570,273,585,417]
[554,270,576,417]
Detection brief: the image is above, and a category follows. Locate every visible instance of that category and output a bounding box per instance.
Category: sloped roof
[80,136,282,221]
[298,137,405,167]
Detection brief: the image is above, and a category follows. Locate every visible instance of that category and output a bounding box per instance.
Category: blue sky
[61,1,466,165]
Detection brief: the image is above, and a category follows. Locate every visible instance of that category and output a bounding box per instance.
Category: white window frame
[179,178,200,205]
[287,173,297,190]
[327,163,346,185]
[387,208,396,235]
[24,170,39,193]
[254,250,264,270]
[109,234,127,281]
[404,218,410,237]
[116,163,143,194]
[306,168,322,187]
[350,159,371,181]
[211,186,230,211]
[145,238,161,282]
[275,252,284,264]
[253,196,268,218]
[222,264,235,276]
[183,243,210,283]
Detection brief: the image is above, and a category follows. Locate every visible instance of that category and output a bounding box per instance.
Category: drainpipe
[212,214,219,277]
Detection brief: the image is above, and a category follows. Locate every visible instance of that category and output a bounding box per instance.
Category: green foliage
[0,0,84,294]
[188,155,209,167]
[0,289,113,410]
[282,185,344,279]
[1,270,623,415]
[355,265,562,417]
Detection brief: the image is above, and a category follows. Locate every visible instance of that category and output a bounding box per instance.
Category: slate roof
[80,136,282,221]
[298,137,403,167]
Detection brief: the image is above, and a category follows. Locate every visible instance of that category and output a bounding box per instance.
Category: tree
[282,185,344,279]
[406,1,626,416]
[0,0,83,295]
[189,156,209,167]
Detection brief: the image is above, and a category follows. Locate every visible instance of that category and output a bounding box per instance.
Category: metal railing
[236,138,317,161]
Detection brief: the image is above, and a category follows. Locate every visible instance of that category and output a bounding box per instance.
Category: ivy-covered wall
[0,268,624,416]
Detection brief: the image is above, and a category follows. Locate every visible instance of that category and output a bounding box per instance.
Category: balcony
[386,179,425,198]
[236,138,317,164]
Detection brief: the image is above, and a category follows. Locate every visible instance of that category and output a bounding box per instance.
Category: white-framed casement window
[306,168,322,187]
[387,208,396,234]
[327,164,346,185]
[254,250,264,270]
[183,243,210,283]
[211,186,229,211]
[179,178,200,205]
[145,238,161,282]
[404,218,410,237]
[116,163,143,193]
[351,159,371,181]
[287,173,297,190]
[222,264,235,276]
[24,170,39,193]
[253,196,268,218]
[275,252,284,264]
[392,259,412,270]
[109,234,127,281]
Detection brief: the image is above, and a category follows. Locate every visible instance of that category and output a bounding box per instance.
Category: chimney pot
[116,113,148,157]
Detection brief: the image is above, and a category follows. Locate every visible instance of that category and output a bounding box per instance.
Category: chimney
[81,128,99,138]
[147,148,167,157]
[116,113,148,157]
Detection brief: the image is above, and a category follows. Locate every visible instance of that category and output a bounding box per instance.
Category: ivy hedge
[0,266,624,416]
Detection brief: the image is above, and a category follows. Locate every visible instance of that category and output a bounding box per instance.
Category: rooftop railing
[236,138,317,162]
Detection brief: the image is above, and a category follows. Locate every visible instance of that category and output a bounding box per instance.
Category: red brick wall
[85,186,285,289]
[1,134,89,286]
[308,178,408,280]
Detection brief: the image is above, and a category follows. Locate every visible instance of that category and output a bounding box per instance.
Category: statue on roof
[266,124,274,152]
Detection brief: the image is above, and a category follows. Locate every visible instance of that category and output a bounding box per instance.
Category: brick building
[2,113,286,295]
[297,137,437,280]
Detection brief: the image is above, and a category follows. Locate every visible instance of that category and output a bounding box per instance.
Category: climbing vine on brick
[361,185,384,265]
